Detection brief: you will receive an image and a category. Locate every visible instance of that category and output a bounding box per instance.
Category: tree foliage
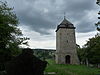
[33,49,55,60]
[0,1,29,70]
[84,35,100,64]
[76,45,86,64]
[77,35,100,65]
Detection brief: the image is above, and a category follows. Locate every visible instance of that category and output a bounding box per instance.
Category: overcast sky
[2,0,99,49]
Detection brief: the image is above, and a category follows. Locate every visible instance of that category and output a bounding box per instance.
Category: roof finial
[64,12,66,19]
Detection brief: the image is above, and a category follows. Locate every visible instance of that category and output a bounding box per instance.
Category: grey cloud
[64,0,96,12]
[62,0,97,33]
[5,0,98,34]
[17,9,55,34]
[76,21,96,33]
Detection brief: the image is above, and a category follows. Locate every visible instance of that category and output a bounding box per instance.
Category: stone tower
[55,17,79,64]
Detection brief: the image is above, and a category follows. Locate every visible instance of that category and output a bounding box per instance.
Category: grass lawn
[45,59,100,75]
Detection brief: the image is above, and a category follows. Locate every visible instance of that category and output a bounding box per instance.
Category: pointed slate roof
[60,18,73,25]
[56,18,75,32]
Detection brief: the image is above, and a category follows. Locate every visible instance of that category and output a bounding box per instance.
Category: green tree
[0,1,29,71]
[77,35,100,67]
[76,45,86,64]
[76,44,89,65]
[84,35,100,65]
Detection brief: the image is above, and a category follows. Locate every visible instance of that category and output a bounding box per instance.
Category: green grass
[45,59,100,75]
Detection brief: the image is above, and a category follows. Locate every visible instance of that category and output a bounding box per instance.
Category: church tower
[56,17,79,64]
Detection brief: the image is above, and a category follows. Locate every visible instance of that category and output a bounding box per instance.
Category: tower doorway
[65,55,70,64]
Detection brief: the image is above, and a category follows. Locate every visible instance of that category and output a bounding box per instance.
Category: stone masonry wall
[56,28,79,64]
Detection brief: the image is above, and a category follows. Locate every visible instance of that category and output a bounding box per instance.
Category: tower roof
[56,18,75,32]
[60,18,73,25]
